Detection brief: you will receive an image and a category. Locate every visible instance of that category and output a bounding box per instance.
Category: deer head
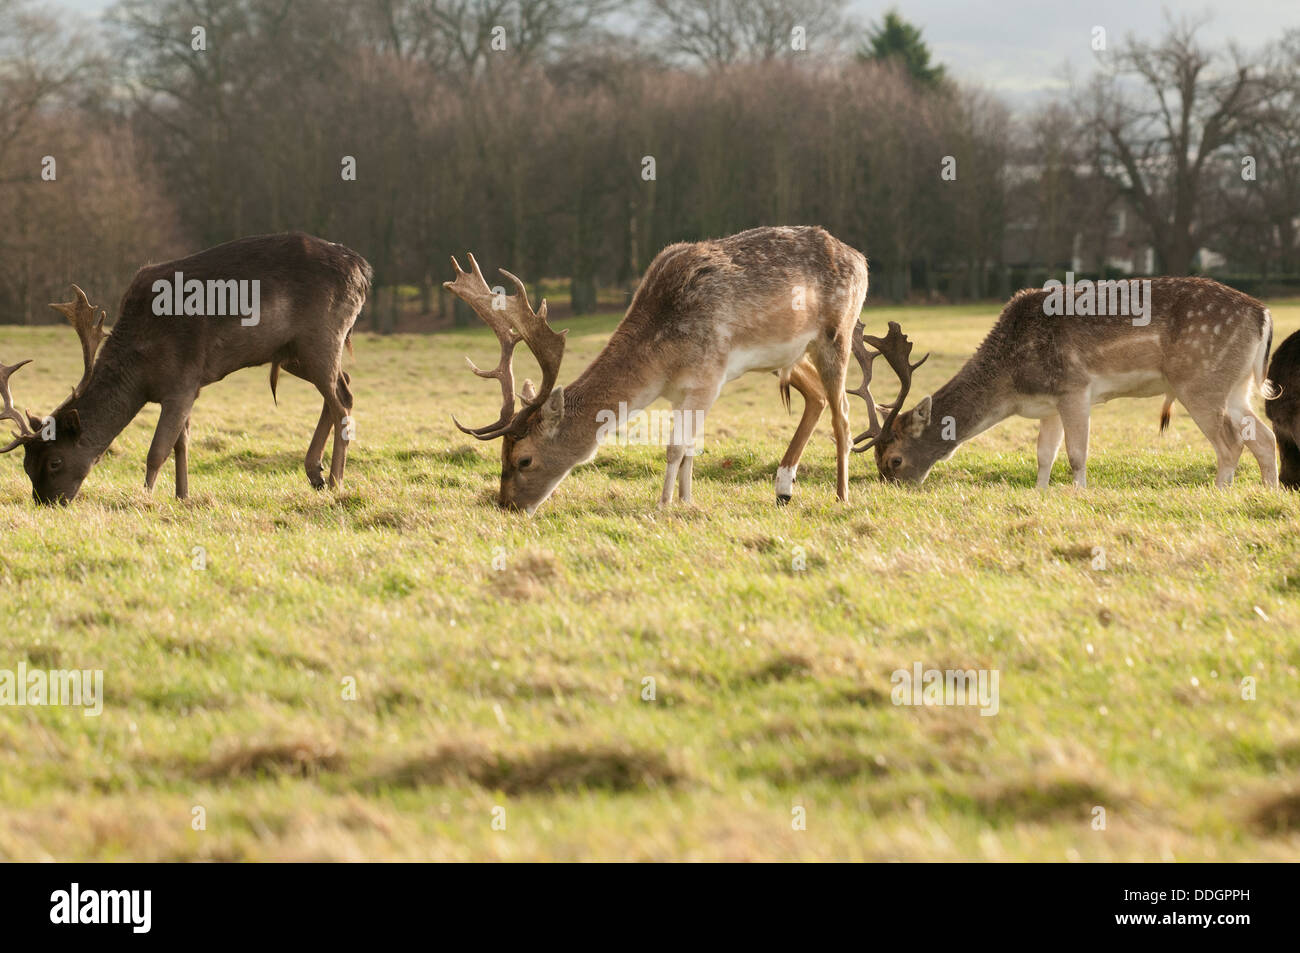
[849,320,935,484]
[1,284,108,504]
[445,254,577,513]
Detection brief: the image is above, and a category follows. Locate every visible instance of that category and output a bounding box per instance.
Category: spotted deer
[1,233,370,504]
[850,277,1278,488]
[444,225,870,514]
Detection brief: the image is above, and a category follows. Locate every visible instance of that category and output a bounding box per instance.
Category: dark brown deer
[444,225,870,514]
[851,278,1278,489]
[1265,329,1300,489]
[1,232,371,504]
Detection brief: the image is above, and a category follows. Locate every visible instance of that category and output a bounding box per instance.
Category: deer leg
[661,442,686,507]
[278,359,332,489]
[776,358,828,505]
[317,371,353,490]
[1057,393,1091,487]
[146,396,196,494]
[304,404,332,489]
[810,340,852,502]
[834,391,852,501]
[1278,430,1300,490]
[662,385,716,507]
[1180,398,1243,488]
[1036,415,1063,488]
[1230,397,1278,489]
[676,449,694,504]
[173,416,191,500]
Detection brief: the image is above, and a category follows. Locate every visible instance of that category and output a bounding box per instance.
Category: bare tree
[644,0,847,68]
[1225,30,1300,276]
[0,0,94,171]
[1085,17,1274,274]
[364,0,618,74]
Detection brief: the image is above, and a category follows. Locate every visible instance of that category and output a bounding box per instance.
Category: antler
[444,253,567,440]
[49,284,107,398]
[845,320,883,440]
[851,321,929,453]
[445,254,522,437]
[0,358,37,454]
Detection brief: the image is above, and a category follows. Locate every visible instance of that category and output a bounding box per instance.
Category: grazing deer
[0,232,371,504]
[1265,329,1300,489]
[850,278,1278,489]
[444,225,869,514]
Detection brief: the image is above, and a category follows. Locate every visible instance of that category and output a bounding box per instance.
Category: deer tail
[1159,394,1174,432]
[270,362,281,406]
[1258,309,1280,400]
[778,368,792,414]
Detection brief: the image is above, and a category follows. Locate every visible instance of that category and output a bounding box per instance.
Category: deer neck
[927,357,1016,448]
[73,339,149,459]
[556,328,663,450]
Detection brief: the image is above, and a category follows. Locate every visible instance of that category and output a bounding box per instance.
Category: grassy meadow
[2,299,1300,861]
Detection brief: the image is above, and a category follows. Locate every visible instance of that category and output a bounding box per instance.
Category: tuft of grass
[369,743,682,794]
[196,738,345,781]
[1248,784,1300,835]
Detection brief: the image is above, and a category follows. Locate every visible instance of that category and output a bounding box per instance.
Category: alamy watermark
[50,883,150,933]
[891,663,999,716]
[1043,272,1152,326]
[595,402,705,455]
[0,662,103,716]
[151,272,260,326]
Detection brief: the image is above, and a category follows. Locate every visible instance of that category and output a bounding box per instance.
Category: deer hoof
[775,493,792,506]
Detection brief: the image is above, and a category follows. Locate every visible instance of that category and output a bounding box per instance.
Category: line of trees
[2,1,1299,328]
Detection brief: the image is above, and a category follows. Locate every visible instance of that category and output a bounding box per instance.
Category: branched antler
[851,321,929,453]
[445,254,523,437]
[49,284,107,398]
[846,320,883,440]
[0,358,37,454]
[445,253,567,440]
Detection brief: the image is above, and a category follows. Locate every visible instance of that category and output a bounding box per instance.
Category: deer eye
[47,457,63,474]
[517,456,533,470]
[888,455,903,471]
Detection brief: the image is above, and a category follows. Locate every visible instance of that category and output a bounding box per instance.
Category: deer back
[969,277,1270,400]
[110,232,372,397]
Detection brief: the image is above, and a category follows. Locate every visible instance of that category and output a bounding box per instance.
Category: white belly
[723,334,817,383]
[1013,395,1060,418]
[1012,370,1169,420]
[1089,370,1168,403]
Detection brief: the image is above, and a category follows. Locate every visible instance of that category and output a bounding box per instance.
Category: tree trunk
[571,274,597,315]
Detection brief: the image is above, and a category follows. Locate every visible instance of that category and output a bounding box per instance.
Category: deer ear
[55,407,81,437]
[536,385,565,436]
[909,396,932,435]
[520,379,538,402]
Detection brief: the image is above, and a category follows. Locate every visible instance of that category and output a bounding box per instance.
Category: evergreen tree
[858,9,947,88]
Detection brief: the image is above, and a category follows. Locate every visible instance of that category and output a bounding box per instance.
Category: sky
[57,0,1299,108]
[853,0,1297,104]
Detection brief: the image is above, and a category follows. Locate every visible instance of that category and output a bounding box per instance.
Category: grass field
[2,299,1300,861]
